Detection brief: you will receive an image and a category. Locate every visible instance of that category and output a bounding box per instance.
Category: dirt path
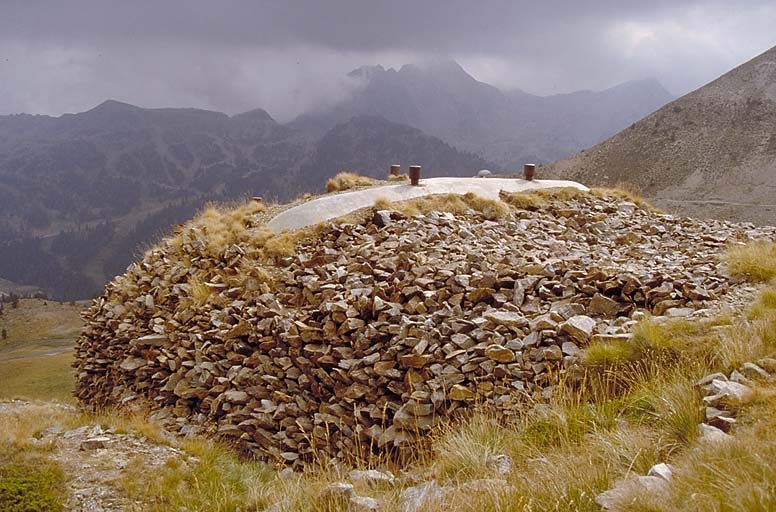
[1,401,190,512]
[657,198,776,208]
[0,338,74,362]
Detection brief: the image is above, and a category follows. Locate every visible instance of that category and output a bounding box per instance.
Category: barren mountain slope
[549,45,776,224]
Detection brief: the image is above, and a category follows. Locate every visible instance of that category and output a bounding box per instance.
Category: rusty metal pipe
[523,163,535,181]
[409,165,421,186]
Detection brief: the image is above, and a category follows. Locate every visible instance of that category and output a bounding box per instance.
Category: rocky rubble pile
[74,191,776,465]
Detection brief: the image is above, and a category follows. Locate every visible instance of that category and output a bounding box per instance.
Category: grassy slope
[0,299,84,404]
[0,299,83,346]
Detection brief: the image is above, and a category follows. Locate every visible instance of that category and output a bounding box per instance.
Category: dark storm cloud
[1,0,775,119]
[0,1,712,51]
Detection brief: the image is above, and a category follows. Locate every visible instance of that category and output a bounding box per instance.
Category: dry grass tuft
[120,437,276,512]
[373,197,392,210]
[186,276,213,307]
[530,186,587,202]
[377,192,510,221]
[499,191,545,211]
[500,187,593,212]
[591,182,659,211]
[326,172,377,193]
[582,338,635,369]
[262,231,301,260]
[171,201,268,259]
[724,241,776,282]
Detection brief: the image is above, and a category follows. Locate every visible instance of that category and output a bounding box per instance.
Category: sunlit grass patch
[531,186,587,202]
[432,413,513,481]
[499,190,545,211]
[0,298,83,348]
[0,352,74,403]
[120,438,276,512]
[591,185,660,211]
[583,339,635,368]
[326,172,377,193]
[724,241,776,282]
[372,192,510,221]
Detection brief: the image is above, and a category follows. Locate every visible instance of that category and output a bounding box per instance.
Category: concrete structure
[267,177,588,232]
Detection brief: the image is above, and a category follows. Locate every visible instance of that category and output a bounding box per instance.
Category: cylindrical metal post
[409,165,421,186]
[523,163,535,181]
[390,164,401,176]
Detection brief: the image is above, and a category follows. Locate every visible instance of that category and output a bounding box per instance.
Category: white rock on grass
[696,372,728,388]
[729,370,755,386]
[647,463,674,482]
[595,475,668,510]
[702,380,754,408]
[348,469,395,486]
[319,482,354,507]
[398,481,448,512]
[698,423,733,443]
[80,436,111,450]
[738,362,770,380]
[349,495,381,512]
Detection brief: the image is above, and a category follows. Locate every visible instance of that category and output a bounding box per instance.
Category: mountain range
[0,61,672,299]
[291,60,672,167]
[0,102,490,299]
[549,45,776,225]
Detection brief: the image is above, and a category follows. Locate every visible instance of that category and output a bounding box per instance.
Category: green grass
[0,352,74,403]
[0,447,66,512]
[583,339,635,368]
[0,299,83,349]
[0,298,80,404]
[120,439,276,512]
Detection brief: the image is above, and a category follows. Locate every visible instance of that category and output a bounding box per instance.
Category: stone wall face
[74,193,776,465]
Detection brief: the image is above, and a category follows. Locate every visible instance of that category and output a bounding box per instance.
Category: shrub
[0,452,65,512]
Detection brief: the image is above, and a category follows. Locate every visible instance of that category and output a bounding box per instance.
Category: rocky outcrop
[73,191,776,466]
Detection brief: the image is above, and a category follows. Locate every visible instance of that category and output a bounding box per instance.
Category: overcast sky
[1,0,774,121]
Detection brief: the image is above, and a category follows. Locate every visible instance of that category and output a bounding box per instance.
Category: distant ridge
[291,60,673,168]
[549,45,776,224]
[0,101,491,299]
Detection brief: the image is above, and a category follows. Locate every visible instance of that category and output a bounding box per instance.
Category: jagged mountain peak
[347,64,388,80]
